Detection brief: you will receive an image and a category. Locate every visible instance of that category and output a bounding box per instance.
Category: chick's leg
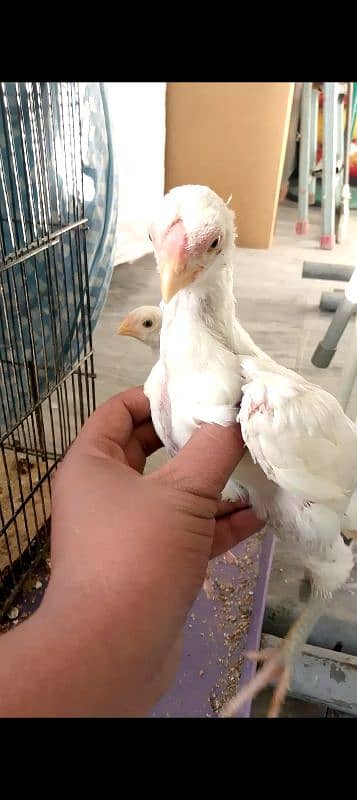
[220,479,249,567]
[221,477,249,504]
[220,593,326,718]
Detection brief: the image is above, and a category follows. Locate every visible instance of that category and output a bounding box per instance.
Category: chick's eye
[210,238,219,249]
[143,319,153,328]
[148,232,152,242]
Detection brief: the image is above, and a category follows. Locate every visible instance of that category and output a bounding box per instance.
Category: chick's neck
[164,258,237,350]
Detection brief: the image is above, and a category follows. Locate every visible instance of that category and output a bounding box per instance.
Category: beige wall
[165,82,294,249]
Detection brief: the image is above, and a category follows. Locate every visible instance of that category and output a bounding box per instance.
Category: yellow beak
[117,317,135,337]
[160,262,202,304]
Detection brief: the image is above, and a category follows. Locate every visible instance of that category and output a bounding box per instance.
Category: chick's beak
[117,316,135,337]
[158,220,193,303]
[160,262,196,304]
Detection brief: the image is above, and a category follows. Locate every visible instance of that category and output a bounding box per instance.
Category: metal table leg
[336,82,353,244]
[311,295,357,367]
[309,88,319,205]
[296,83,312,235]
[338,314,357,411]
[338,271,357,410]
[321,82,339,249]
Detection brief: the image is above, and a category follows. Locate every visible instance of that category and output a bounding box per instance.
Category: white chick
[118,303,238,594]
[117,305,162,356]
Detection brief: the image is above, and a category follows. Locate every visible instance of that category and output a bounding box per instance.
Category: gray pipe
[319,289,354,312]
[303,261,354,282]
[312,296,357,367]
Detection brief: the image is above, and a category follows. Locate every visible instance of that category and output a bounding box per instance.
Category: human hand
[26,387,263,716]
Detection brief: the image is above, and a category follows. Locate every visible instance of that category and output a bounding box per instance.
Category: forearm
[0,596,159,716]
[0,387,257,718]
[0,548,195,718]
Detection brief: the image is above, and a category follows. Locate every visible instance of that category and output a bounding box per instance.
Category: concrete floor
[93,201,357,716]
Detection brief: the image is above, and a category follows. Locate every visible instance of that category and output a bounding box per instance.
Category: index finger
[158,421,246,499]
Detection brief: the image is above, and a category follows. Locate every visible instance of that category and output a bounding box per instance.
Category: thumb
[156,421,246,498]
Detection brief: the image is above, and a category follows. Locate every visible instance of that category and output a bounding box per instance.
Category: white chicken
[117,305,162,356]
[143,183,357,717]
[117,303,240,592]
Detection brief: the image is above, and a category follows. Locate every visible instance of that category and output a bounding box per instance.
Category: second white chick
[117,305,162,356]
[118,303,239,595]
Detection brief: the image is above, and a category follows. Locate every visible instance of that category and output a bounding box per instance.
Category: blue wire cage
[0,82,118,604]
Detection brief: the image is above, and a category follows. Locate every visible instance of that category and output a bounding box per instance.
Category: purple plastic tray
[2,533,275,719]
[152,530,275,718]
